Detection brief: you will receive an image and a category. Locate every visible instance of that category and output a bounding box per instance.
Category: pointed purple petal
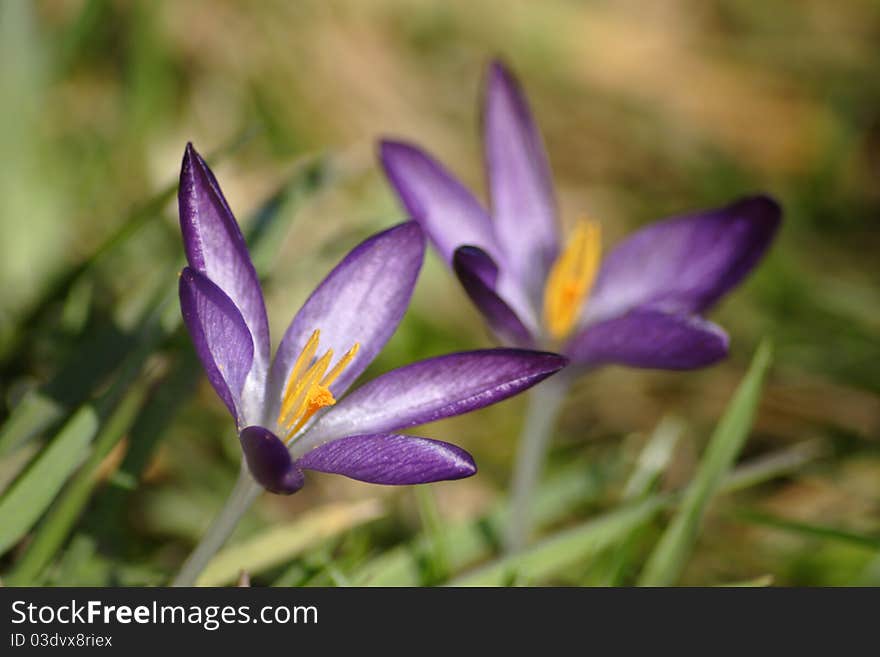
[179,267,254,423]
[239,426,304,495]
[179,143,270,365]
[267,222,425,418]
[302,349,566,445]
[297,433,476,485]
[585,195,782,325]
[453,246,535,347]
[567,308,729,370]
[484,60,559,303]
[379,140,500,266]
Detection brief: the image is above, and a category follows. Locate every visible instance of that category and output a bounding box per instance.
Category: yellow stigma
[277,329,360,440]
[542,219,601,341]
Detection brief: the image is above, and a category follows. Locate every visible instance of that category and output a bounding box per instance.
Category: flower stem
[171,465,262,586]
[505,375,569,553]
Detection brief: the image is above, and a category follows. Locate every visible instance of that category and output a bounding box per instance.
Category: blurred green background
[1,0,878,586]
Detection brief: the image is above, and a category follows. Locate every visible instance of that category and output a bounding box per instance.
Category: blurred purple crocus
[177,143,566,496]
[379,60,782,550]
[379,61,782,370]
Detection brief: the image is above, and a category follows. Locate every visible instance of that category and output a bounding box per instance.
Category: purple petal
[454,244,498,288]
[302,349,567,446]
[297,433,476,485]
[179,267,254,423]
[239,426,304,495]
[179,143,270,365]
[566,308,729,370]
[453,246,535,348]
[267,222,425,418]
[585,195,782,325]
[379,140,500,266]
[484,60,559,303]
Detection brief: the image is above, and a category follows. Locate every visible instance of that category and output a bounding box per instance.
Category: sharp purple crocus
[379,60,782,370]
[177,143,566,495]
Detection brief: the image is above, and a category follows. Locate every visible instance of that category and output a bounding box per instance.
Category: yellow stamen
[542,219,601,341]
[289,330,321,389]
[276,332,360,440]
[278,329,321,421]
[285,350,334,424]
[321,342,360,387]
[287,385,335,438]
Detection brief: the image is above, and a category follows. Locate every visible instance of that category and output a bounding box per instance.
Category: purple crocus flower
[177,143,566,495]
[379,61,782,370]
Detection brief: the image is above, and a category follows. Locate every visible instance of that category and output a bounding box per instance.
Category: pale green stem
[171,464,262,587]
[505,375,570,553]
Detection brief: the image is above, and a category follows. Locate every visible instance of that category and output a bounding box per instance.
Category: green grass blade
[449,497,668,586]
[50,535,101,587]
[5,371,156,584]
[0,325,159,559]
[196,500,383,586]
[599,415,684,585]
[414,485,451,584]
[0,392,64,458]
[736,509,880,551]
[352,464,605,586]
[0,406,99,555]
[721,439,824,493]
[623,416,684,500]
[448,438,815,587]
[638,339,774,586]
[0,324,133,460]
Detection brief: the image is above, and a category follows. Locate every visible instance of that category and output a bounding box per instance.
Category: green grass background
[0,0,878,586]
